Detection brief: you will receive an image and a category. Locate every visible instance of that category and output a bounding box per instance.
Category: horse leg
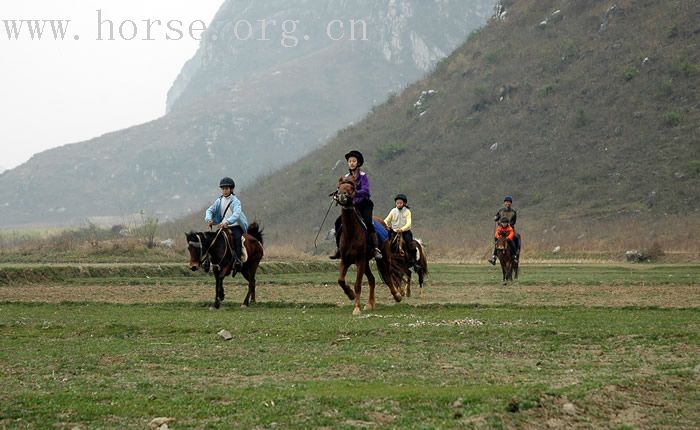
[406,269,412,298]
[417,268,424,298]
[353,263,365,316]
[364,262,376,311]
[337,261,355,300]
[212,274,223,309]
[241,262,258,308]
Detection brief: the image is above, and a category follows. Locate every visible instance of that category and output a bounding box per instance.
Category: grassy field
[1,263,699,429]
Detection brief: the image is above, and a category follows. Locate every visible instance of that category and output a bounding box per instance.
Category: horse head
[336,176,356,207]
[495,234,509,252]
[185,232,204,271]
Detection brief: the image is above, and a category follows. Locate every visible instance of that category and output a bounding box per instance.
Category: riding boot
[371,232,383,260]
[329,229,341,259]
[203,258,211,273]
[489,247,497,265]
[232,236,243,275]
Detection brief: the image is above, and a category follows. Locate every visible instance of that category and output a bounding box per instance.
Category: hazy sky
[0,0,223,170]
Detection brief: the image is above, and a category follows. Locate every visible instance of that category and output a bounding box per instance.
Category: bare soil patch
[1,282,698,308]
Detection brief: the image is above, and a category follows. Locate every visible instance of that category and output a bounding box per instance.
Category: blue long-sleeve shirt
[205,195,249,231]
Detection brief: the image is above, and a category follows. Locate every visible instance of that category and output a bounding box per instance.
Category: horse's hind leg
[241,263,258,308]
[417,268,424,298]
[364,263,376,311]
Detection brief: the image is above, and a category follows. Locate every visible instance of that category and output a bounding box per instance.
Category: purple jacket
[346,170,371,205]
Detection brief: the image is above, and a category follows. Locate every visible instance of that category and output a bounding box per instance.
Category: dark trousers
[334,199,375,247]
[230,225,244,260]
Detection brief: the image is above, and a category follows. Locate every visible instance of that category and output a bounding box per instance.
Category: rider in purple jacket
[329,150,383,260]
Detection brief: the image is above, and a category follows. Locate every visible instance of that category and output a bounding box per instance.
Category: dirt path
[1,283,698,308]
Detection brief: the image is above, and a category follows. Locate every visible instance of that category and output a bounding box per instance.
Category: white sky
[0,0,223,169]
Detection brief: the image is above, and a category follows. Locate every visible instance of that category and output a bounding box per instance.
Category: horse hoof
[241,304,248,309]
[393,295,402,303]
[345,291,355,300]
[364,304,374,311]
[352,308,361,316]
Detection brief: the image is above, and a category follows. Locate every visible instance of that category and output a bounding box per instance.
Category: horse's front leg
[212,273,223,309]
[337,261,355,300]
[353,263,365,316]
[364,262,376,312]
[406,269,412,298]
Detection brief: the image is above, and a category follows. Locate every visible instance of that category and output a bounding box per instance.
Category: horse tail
[247,222,264,246]
[416,241,428,275]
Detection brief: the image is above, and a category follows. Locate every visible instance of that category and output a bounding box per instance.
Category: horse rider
[489,195,520,264]
[492,216,519,263]
[384,193,418,267]
[329,150,383,260]
[205,177,249,272]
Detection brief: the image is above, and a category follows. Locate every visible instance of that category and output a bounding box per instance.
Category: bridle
[335,178,356,208]
[188,229,233,270]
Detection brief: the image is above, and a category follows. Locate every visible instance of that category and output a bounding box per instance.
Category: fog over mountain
[0,0,496,227]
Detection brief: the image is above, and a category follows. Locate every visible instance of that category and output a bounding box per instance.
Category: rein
[391,233,406,256]
[189,229,234,270]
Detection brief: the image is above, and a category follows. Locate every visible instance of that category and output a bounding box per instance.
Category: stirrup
[374,248,383,260]
[488,256,496,265]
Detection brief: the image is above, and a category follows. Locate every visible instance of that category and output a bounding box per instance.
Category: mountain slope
[0,0,495,227]
[227,0,699,251]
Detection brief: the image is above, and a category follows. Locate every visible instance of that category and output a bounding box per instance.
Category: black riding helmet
[500,216,510,224]
[394,194,408,204]
[219,177,235,189]
[345,150,364,167]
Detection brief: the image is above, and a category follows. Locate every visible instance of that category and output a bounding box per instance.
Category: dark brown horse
[495,233,518,284]
[186,222,264,308]
[388,233,428,298]
[335,177,402,315]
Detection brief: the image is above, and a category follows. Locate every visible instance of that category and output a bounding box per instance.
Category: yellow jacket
[384,207,412,232]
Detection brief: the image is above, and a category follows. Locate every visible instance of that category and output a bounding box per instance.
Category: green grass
[1,302,698,429]
[1,263,699,428]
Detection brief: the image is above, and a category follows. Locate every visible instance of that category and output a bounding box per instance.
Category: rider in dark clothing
[489,195,520,264]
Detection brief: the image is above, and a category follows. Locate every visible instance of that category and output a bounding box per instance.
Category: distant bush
[484,50,501,65]
[377,143,408,162]
[623,66,639,81]
[626,242,664,263]
[676,59,699,77]
[663,111,682,127]
[573,108,589,128]
[537,84,556,98]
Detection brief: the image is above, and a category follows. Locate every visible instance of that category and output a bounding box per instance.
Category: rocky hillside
[220,0,699,251]
[0,0,495,228]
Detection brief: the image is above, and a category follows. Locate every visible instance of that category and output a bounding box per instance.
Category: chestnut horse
[495,233,518,283]
[388,233,428,298]
[186,222,264,308]
[334,177,402,315]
